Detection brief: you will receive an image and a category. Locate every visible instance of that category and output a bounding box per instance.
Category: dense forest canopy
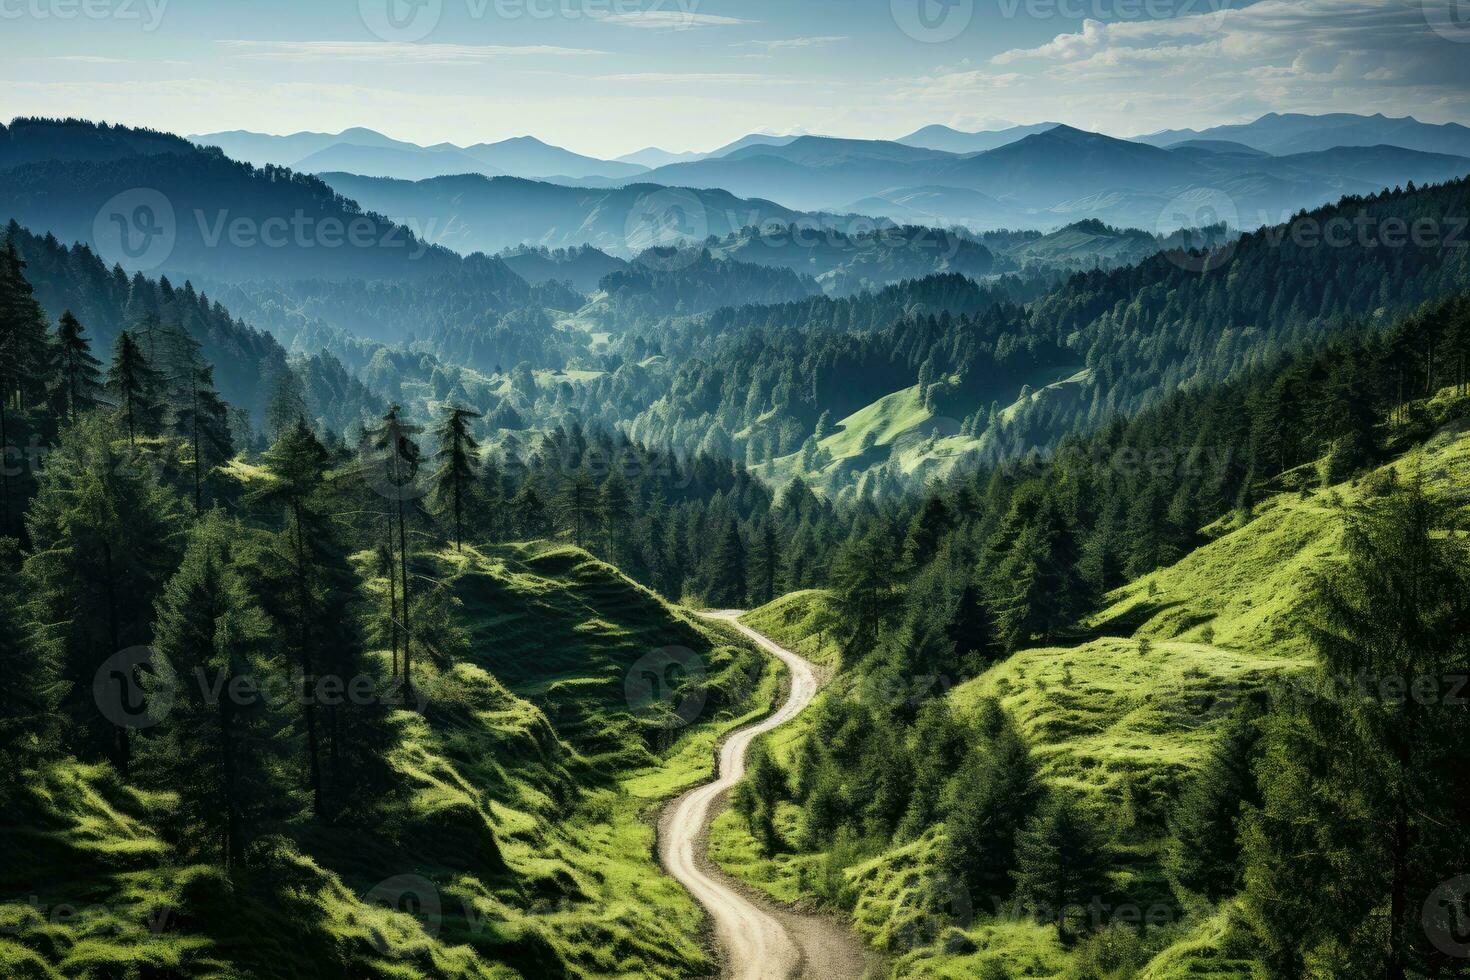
[2,113,1469,980]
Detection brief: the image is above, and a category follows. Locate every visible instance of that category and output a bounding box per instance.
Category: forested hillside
[551,178,1470,499]
[0,231,793,977]
[710,291,1470,978]
[5,99,1470,980]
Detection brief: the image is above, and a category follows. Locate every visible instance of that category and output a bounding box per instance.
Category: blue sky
[3,0,1468,157]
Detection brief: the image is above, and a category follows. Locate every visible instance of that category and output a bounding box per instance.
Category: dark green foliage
[0,538,60,802]
[943,707,1042,908]
[23,413,184,771]
[136,511,281,867]
[1163,700,1264,902]
[0,234,54,534]
[829,530,901,662]
[164,327,234,510]
[1241,480,1470,978]
[51,310,103,424]
[734,746,789,857]
[431,405,482,551]
[105,329,164,445]
[1013,793,1114,939]
[558,472,601,550]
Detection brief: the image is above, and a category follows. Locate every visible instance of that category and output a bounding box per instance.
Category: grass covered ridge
[0,542,780,979]
[712,418,1470,978]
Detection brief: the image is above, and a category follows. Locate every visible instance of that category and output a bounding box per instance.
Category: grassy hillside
[0,540,782,979]
[713,412,1470,978]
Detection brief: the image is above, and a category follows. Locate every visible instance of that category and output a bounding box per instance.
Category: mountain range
[192,127,649,180]
[1133,112,1470,156]
[185,114,1470,237]
[315,171,875,259]
[585,125,1470,231]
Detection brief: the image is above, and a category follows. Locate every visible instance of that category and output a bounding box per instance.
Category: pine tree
[512,480,548,538]
[367,406,422,686]
[249,418,331,816]
[1013,793,1113,939]
[0,237,54,533]
[137,511,279,868]
[747,516,782,606]
[943,710,1041,904]
[105,330,164,446]
[598,471,633,563]
[1163,700,1263,902]
[830,530,900,662]
[559,473,601,550]
[708,519,746,607]
[0,538,61,803]
[52,310,103,425]
[1241,479,1470,978]
[172,355,234,512]
[431,406,482,552]
[23,413,183,772]
[478,452,506,543]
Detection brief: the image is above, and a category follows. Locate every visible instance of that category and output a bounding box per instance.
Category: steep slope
[713,400,1470,979]
[0,540,783,979]
[0,120,471,282]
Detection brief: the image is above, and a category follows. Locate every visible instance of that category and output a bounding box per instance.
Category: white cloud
[736,35,848,51]
[899,0,1470,135]
[595,72,769,82]
[217,41,603,64]
[596,11,754,30]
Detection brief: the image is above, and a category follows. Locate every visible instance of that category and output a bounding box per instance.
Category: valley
[3,34,1470,977]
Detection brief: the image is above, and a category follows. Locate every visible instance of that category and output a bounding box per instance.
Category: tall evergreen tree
[430,406,482,552]
[599,470,633,564]
[368,406,422,686]
[249,418,331,815]
[829,530,901,663]
[1241,480,1470,978]
[23,414,183,772]
[943,708,1041,904]
[105,330,164,446]
[1013,793,1113,940]
[0,236,53,533]
[1163,699,1264,902]
[559,472,601,550]
[137,511,279,868]
[52,310,104,425]
[0,538,60,803]
[171,349,234,512]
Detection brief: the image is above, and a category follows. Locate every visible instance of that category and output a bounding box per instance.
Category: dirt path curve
[658,610,875,980]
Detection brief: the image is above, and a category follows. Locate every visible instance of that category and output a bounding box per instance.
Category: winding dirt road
[658,611,873,980]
